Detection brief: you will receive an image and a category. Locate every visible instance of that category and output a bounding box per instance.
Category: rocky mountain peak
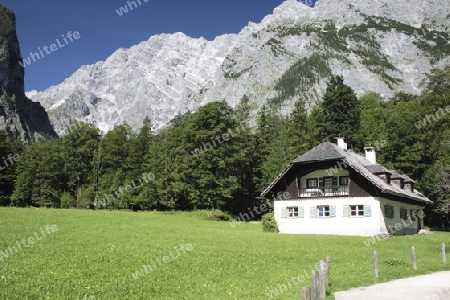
[29,0,449,135]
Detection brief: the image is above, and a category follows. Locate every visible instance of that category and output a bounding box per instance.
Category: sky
[0,0,317,92]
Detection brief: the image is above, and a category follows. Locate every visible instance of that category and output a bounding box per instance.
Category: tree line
[0,66,449,228]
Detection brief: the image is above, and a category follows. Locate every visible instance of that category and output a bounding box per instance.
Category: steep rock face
[30,0,450,135]
[0,5,56,141]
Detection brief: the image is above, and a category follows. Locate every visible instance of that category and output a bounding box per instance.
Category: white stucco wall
[275,197,382,236]
[377,198,424,235]
[274,197,425,236]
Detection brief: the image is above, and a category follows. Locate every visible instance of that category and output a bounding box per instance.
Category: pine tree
[317,76,361,147]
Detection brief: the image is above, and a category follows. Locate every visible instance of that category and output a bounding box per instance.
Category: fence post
[442,243,447,265]
[312,269,319,300]
[301,286,311,300]
[411,246,417,270]
[373,250,379,278]
[325,256,331,286]
[319,260,326,299]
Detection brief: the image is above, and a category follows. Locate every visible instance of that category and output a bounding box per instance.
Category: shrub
[261,213,278,232]
[192,209,233,221]
[60,192,76,209]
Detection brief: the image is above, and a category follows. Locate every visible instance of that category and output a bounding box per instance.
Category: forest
[0,65,449,228]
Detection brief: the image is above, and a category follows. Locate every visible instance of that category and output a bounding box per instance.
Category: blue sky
[1,0,316,92]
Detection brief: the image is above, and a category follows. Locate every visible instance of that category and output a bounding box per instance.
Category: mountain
[0,5,57,141]
[29,0,450,135]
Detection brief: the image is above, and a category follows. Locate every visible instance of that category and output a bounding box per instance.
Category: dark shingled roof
[389,170,403,179]
[365,164,389,174]
[401,174,415,183]
[291,142,345,163]
[261,142,430,204]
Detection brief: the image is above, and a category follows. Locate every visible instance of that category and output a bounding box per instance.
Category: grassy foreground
[0,208,449,300]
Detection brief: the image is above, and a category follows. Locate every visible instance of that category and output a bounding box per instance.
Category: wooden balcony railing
[299,185,349,197]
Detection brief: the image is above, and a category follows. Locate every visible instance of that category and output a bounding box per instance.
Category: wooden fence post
[301,286,311,300]
[411,246,417,270]
[312,269,319,300]
[373,250,379,278]
[442,243,447,265]
[325,256,331,286]
[319,260,326,299]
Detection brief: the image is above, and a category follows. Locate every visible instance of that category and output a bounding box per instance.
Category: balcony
[299,185,349,197]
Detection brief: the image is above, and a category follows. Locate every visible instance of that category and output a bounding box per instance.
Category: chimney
[336,137,347,150]
[364,147,376,164]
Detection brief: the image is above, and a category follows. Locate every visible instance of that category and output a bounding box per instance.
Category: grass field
[0,208,449,300]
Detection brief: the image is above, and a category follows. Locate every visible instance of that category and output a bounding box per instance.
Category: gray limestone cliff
[29,0,450,135]
[0,5,56,141]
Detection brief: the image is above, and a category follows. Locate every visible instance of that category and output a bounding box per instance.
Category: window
[384,205,394,218]
[307,179,318,188]
[318,206,330,217]
[340,176,350,185]
[282,207,304,218]
[400,208,408,220]
[287,207,299,218]
[344,205,370,217]
[301,175,349,197]
[350,205,364,217]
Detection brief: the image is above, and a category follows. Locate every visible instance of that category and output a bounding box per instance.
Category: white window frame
[317,205,330,218]
[350,205,364,217]
[339,176,350,186]
[307,179,318,188]
[384,205,394,219]
[287,207,299,218]
[324,177,333,187]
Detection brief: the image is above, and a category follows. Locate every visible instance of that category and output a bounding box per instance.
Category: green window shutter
[299,206,304,218]
[343,205,349,217]
[319,178,324,188]
[364,205,371,217]
[332,177,338,186]
[281,207,287,218]
[310,206,316,218]
[330,206,336,217]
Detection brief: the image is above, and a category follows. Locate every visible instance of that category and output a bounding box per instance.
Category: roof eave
[381,189,433,205]
[260,164,294,198]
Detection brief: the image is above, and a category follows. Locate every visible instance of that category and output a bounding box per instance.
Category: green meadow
[0,208,449,300]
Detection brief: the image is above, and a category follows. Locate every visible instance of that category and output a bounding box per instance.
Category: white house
[260,138,432,236]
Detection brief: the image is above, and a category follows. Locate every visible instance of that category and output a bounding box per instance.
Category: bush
[60,192,76,209]
[261,213,278,232]
[192,209,233,221]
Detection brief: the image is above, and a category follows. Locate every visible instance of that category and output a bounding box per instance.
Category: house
[260,138,432,236]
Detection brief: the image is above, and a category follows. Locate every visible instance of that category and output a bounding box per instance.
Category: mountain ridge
[29,0,450,135]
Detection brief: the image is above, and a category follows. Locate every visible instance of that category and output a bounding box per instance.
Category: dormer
[402,175,415,192]
[390,171,404,189]
[365,164,390,184]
